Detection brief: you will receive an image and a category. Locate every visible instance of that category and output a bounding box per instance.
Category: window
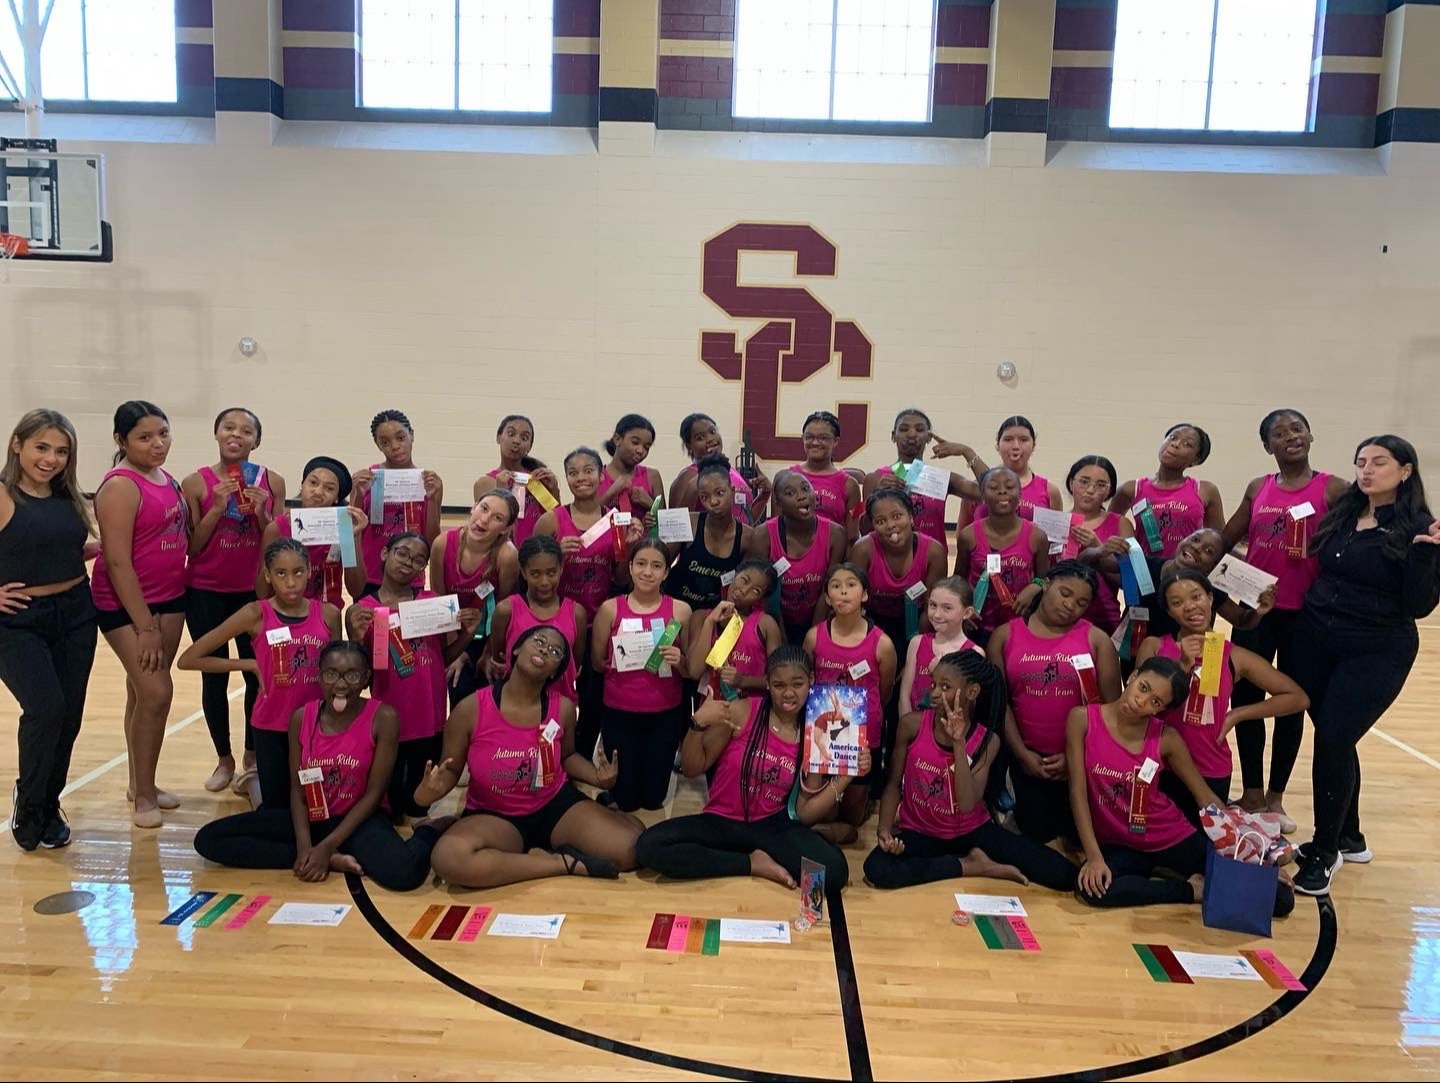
[1109,0,1316,132]
[360,0,553,113]
[733,0,936,123]
[0,0,177,104]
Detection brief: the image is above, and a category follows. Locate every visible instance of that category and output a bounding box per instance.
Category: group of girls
[1,400,1435,908]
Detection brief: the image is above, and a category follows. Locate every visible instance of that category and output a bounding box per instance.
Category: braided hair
[370,409,412,438]
[738,645,812,823]
[1021,559,1099,619]
[930,649,1007,760]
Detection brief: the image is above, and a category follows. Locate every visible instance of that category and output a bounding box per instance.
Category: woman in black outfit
[1291,435,1440,896]
[0,409,99,850]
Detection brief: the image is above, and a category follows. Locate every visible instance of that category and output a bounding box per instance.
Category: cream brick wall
[2,136,1437,516]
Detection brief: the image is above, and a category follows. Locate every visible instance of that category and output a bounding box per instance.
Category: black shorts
[95,592,187,634]
[463,783,587,852]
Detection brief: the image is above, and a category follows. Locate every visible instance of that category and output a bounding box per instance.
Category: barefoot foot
[959,847,1028,886]
[749,849,798,889]
[1188,873,1205,902]
[329,853,364,876]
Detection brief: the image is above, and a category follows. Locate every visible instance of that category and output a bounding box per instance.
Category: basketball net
[0,231,26,282]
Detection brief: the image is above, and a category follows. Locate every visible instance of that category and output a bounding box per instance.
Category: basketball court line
[0,687,242,838]
[1372,728,1440,772]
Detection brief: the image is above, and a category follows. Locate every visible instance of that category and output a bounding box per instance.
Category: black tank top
[665,513,743,612]
[0,489,88,586]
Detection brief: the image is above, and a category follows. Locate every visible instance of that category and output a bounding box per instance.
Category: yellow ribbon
[705,613,745,669]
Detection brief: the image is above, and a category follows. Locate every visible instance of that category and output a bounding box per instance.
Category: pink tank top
[703,698,801,821]
[251,599,332,733]
[1084,706,1193,851]
[1080,513,1125,633]
[604,594,683,712]
[908,634,983,711]
[1157,637,1234,779]
[971,473,1051,525]
[186,465,270,593]
[502,595,580,701]
[600,465,655,512]
[1002,617,1097,757]
[554,505,616,619]
[276,513,345,607]
[360,463,431,587]
[441,527,502,608]
[489,467,544,546]
[866,532,937,622]
[726,608,769,684]
[896,713,990,838]
[876,465,945,543]
[679,462,756,525]
[766,518,829,629]
[1134,476,1205,559]
[1246,473,1330,611]
[812,620,885,749]
[300,699,381,818]
[463,688,569,816]
[791,466,851,525]
[358,592,448,742]
[91,468,188,609]
[968,519,1039,633]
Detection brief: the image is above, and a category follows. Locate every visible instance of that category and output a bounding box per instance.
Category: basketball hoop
[0,232,27,259]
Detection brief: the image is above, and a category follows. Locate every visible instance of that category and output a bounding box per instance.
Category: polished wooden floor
[2,613,1438,1081]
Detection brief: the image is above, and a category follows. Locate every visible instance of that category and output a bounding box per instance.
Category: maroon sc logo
[700,223,873,462]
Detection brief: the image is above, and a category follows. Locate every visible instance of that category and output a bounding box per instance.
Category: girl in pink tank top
[793,410,861,537]
[634,645,856,888]
[91,401,190,829]
[431,493,519,610]
[178,538,342,809]
[183,408,282,594]
[864,409,984,545]
[414,625,643,887]
[352,410,443,590]
[1069,658,1299,914]
[755,469,846,643]
[1064,455,1133,634]
[592,539,694,811]
[192,641,446,892]
[671,413,768,525]
[957,467,1050,635]
[901,577,983,711]
[1137,568,1309,802]
[535,447,630,620]
[265,455,368,609]
[347,532,482,819]
[599,413,663,515]
[1112,424,1222,559]
[851,489,946,651]
[471,414,560,548]
[865,649,1079,891]
[960,417,1059,528]
[687,558,782,699]
[486,535,587,701]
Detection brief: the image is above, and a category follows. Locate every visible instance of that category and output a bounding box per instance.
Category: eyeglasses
[1072,478,1111,491]
[528,641,566,660]
[803,433,836,444]
[388,548,428,568]
[321,669,367,685]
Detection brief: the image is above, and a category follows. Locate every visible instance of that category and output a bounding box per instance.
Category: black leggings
[184,587,259,758]
[391,734,442,819]
[575,658,604,762]
[636,811,850,888]
[193,808,440,892]
[1289,615,1418,857]
[252,728,291,811]
[601,702,687,812]
[1078,828,1296,915]
[863,821,1077,892]
[1011,765,1074,844]
[0,583,97,812]
[1231,608,1305,794]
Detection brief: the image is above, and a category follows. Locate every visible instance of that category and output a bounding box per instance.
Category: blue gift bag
[1202,840,1278,938]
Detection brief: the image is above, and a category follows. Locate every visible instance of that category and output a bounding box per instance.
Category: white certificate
[657,508,694,543]
[1172,951,1264,981]
[953,892,1028,917]
[718,919,792,944]
[612,630,655,673]
[291,506,344,546]
[399,594,461,639]
[1209,555,1278,609]
[488,913,565,939]
[379,468,425,503]
[908,464,951,502]
[267,902,351,927]
[1031,508,1073,553]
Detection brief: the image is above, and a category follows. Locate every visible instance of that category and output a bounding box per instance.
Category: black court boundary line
[349,874,1335,1083]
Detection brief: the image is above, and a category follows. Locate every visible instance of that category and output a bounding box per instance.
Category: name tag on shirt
[773,556,792,576]
[720,571,736,587]
[1137,757,1159,784]
[904,581,928,601]
[620,617,644,633]
[265,626,293,646]
[388,612,402,630]
[1290,501,1316,521]
[986,553,1002,575]
[848,660,871,680]
[1133,498,1150,515]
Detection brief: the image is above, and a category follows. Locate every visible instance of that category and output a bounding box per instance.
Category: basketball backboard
[1,137,112,262]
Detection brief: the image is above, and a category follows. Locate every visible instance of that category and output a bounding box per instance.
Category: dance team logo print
[700,224,873,462]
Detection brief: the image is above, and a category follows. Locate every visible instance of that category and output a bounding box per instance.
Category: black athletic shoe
[1298,834,1372,864]
[1293,850,1342,896]
[10,786,42,852]
[40,804,71,849]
